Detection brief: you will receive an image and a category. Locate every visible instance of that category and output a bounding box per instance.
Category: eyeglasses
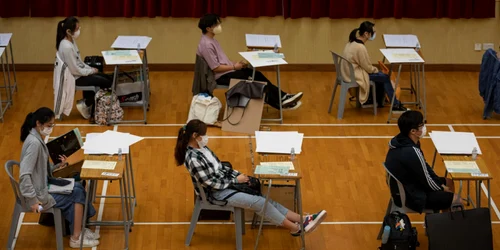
[46,123,56,128]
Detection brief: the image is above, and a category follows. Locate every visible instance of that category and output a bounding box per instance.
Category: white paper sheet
[83,131,143,155]
[444,161,481,173]
[111,36,152,49]
[239,51,288,68]
[383,34,420,48]
[429,131,482,155]
[82,160,117,170]
[245,34,281,48]
[102,50,142,65]
[260,161,295,170]
[0,47,4,57]
[0,33,13,47]
[255,131,303,154]
[379,49,425,64]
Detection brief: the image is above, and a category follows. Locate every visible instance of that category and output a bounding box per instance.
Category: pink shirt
[197,34,234,80]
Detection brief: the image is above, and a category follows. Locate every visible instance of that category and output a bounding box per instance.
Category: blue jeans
[212,189,289,226]
[369,72,400,106]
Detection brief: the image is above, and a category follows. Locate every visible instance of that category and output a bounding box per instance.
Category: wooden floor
[1,71,500,249]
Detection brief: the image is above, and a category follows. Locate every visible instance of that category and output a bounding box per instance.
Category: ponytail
[349,28,359,42]
[56,16,79,50]
[20,107,55,142]
[174,119,208,166]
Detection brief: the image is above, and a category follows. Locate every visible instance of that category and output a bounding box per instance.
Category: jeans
[369,72,400,106]
[216,68,287,110]
[212,189,289,226]
[75,73,113,116]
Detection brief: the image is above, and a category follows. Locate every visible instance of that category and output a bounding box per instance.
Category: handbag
[229,176,262,196]
[425,205,493,250]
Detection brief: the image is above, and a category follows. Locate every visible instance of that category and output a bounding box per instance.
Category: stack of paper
[444,161,481,174]
[383,34,420,48]
[0,33,13,47]
[260,161,295,170]
[429,131,482,155]
[101,50,142,65]
[255,131,303,154]
[111,35,152,49]
[245,34,281,48]
[239,51,288,67]
[48,178,75,194]
[82,160,117,170]
[254,165,290,175]
[83,130,143,155]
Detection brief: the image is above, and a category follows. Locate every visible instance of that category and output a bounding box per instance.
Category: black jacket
[385,133,444,213]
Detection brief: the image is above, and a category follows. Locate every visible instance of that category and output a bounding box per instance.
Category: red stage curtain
[0,0,30,17]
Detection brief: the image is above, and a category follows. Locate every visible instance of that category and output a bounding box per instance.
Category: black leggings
[216,68,287,110]
[75,73,113,116]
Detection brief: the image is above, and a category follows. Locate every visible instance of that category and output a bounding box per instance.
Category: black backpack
[379,211,419,250]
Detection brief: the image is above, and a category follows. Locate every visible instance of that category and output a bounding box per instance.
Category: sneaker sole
[305,210,327,233]
[282,93,303,108]
[76,102,91,120]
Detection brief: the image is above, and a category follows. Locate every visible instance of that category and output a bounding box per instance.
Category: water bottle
[38,204,44,213]
[472,147,478,160]
[290,147,295,161]
[381,225,391,244]
[274,43,279,53]
[415,42,420,52]
[118,148,122,161]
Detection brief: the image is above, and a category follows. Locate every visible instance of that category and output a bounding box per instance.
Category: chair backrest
[194,180,209,203]
[330,51,356,85]
[383,163,408,209]
[5,160,26,208]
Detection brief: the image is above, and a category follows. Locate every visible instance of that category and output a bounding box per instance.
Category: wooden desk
[80,155,131,250]
[442,155,493,209]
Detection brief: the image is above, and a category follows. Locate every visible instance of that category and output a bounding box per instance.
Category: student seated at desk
[175,119,327,236]
[56,16,112,123]
[385,111,461,212]
[19,107,100,248]
[197,13,303,110]
[341,21,407,111]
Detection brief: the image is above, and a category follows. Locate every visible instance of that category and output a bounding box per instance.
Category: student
[385,111,461,213]
[19,107,100,248]
[56,16,112,122]
[197,13,303,110]
[175,119,327,236]
[342,21,407,111]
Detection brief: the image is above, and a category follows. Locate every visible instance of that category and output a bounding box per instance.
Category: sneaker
[76,99,91,120]
[282,92,303,108]
[392,104,408,112]
[283,101,302,111]
[290,210,327,237]
[69,234,99,248]
[83,228,100,240]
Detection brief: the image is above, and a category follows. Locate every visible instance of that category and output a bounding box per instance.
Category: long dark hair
[174,119,208,166]
[21,107,55,142]
[56,16,79,50]
[349,21,375,42]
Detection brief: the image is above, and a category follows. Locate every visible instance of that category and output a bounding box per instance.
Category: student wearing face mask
[341,21,407,111]
[175,119,327,236]
[56,16,112,123]
[18,107,100,248]
[385,111,461,213]
[196,13,304,111]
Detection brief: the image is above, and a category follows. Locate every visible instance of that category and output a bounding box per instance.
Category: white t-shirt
[200,147,220,173]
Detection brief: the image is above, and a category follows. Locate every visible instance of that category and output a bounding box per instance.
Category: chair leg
[371,83,377,116]
[7,205,22,250]
[328,83,339,114]
[52,209,64,250]
[185,200,202,246]
[377,199,393,240]
[241,209,246,235]
[337,85,348,119]
[234,208,243,250]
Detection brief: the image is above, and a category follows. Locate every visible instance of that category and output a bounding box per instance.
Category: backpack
[379,211,419,250]
[187,93,221,125]
[94,89,124,125]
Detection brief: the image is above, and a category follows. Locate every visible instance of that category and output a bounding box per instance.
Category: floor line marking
[51,123,500,127]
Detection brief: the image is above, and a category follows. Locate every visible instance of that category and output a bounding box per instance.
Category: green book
[254,165,290,175]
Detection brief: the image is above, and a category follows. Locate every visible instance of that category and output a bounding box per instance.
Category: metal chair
[185,181,245,250]
[5,160,66,250]
[328,51,377,119]
[377,163,436,239]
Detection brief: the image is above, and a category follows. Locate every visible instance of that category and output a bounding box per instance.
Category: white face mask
[40,126,53,137]
[418,125,427,138]
[72,29,80,39]
[213,25,222,35]
[368,32,376,41]
[197,135,209,148]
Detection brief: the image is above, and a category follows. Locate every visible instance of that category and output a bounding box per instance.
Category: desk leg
[276,65,283,124]
[387,64,402,123]
[487,180,491,210]
[252,68,256,80]
[254,180,272,250]
[431,149,437,169]
[8,42,17,92]
[477,180,482,208]
[297,180,305,250]
[120,179,130,250]
[108,66,119,125]
[80,180,93,250]
[127,151,137,207]
[3,45,12,106]
[467,181,471,207]
[0,55,7,122]
[422,64,427,123]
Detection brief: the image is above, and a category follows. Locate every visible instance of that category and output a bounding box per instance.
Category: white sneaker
[83,228,100,240]
[76,99,91,120]
[69,234,99,248]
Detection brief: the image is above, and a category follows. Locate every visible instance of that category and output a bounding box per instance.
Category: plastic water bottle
[38,204,44,213]
[290,147,295,161]
[472,147,478,160]
[274,43,279,53]
[381,225,391,244]
[118,148,122,161]
[415,42,420,52]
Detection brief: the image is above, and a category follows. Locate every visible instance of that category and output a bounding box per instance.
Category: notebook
[46,128,84,164]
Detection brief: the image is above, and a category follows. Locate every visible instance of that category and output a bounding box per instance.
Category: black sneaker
[392,104,408,112]
[283,101,302,111]
[282,92,303,108]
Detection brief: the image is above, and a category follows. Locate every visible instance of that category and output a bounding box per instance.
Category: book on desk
[46,128,83,164]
